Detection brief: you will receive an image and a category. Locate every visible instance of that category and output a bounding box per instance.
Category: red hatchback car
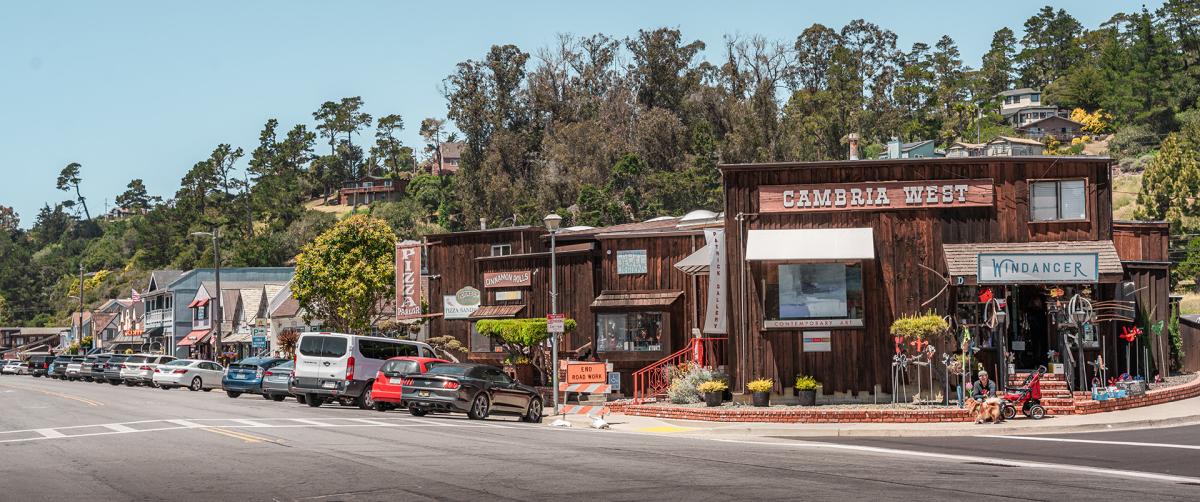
[370,356,450,411]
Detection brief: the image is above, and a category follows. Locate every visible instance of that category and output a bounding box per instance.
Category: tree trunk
[75,184,91,220]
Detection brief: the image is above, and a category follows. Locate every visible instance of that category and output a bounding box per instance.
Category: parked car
[27,355,54,377]
[119,354,177,386]
[1,360,29,375]
[221,357,289,398]
[291,332,437,409]
[369,357,450,411]
[261,361,296,402]
[78,355,99,382]
[152,359,224,391]
[49,356,74,379]
[64,357,85,381]
[401,363,543,422]
[102,355,131,385]
[86,354,114,383]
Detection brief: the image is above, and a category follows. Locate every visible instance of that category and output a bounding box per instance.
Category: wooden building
[719,156,1170,396]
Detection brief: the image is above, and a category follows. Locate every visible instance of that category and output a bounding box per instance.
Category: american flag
[131,289,141,302]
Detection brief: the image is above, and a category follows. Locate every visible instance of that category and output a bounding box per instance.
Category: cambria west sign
[759,179,994,213]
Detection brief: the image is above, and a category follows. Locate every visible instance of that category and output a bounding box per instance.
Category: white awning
[674,245,711,275]
[745,228,875,261]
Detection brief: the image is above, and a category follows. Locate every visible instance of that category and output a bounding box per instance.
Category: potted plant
[794,375,820,406]
[698,380,728,407]
[747,378,773,407]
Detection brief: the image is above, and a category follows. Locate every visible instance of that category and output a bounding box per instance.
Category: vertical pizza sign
[395,240,423,319]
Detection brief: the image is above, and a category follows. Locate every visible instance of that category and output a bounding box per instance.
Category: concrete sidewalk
[551,396,1200,438]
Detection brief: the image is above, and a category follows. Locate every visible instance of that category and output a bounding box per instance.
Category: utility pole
[78,263,85,351]
[191,229,223,361]
[544,213,562,415]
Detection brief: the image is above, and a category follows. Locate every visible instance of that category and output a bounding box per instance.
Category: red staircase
[1007,371,1075,416]
[632,338,726,403]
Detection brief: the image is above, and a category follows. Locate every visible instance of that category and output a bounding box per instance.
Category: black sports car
[401,363,543,422]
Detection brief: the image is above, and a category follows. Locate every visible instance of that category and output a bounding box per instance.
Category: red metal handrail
[632,337,727,403]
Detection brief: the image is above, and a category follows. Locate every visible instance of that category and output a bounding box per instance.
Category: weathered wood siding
[476,249,599,355]
[1113,221,1169,262]
[721,158,1115,394]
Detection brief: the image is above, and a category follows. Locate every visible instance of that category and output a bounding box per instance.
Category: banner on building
[395,241,423,319]
[483,270,532,288]
[703,228,727,334]
[976,252,1099,284]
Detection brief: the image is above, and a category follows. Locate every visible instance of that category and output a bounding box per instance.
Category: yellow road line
[0,383,103,406]
[203,427,264,443]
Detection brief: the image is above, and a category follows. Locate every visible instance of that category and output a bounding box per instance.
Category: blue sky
[0,1,1156,227]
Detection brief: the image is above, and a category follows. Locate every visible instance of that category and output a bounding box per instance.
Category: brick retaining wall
[620,374,1200,423]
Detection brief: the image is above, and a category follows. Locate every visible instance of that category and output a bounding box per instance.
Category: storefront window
[764,263,864,324]
[470,322,502,353]
[596,312,663,352]
[1031,180,1086,221]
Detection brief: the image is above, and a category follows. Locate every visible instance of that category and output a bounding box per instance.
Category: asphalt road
[1,375,1198,502]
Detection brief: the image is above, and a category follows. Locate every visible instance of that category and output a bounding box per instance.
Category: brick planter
[620,374,1200,423]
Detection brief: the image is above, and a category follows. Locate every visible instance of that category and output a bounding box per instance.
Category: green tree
[978,27,1017,96]
[56,162,91,220]
[1135,130,1200,229]
[371,114,415,179]
[0,206,18,233]
[474,317,576,384]
[1017,6,1084,88]
[292,214,397,333]
[115,179,159,211]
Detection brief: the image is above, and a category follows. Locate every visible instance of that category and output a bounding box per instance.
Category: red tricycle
[1001,365,1047,420]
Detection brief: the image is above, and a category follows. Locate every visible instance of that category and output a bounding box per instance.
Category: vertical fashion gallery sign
[395,240,423,319]
[703,228,727,334]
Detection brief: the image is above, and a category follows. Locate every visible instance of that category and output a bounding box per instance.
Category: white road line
[103,424,137,433]
[349,418,395,426]
[167,419,205,428]
[232,419,271,428]
[290,419,331,426]
[980,434,1200,451]
[707,437,1200,485]
[34,429,66,438]
[404,418,464,427]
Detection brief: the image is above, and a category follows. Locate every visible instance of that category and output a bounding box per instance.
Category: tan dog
[966,397,1003,424]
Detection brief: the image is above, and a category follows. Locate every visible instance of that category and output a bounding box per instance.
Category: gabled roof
[900,139,935,152]
[949,141,985,149]
[1016,115,1084,129]
[989,136,1045,147]
[440,141,464,159]
[147,270,183,293]
[997,87,1038,97]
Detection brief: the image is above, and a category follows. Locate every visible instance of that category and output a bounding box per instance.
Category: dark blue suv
[222,357,288,398]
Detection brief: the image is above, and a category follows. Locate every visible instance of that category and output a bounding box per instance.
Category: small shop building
[719,156,1169,397]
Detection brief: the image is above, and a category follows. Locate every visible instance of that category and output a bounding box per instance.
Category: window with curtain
[1031,180,1086,221]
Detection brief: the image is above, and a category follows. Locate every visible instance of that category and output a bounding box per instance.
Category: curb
[665,415,1200,438]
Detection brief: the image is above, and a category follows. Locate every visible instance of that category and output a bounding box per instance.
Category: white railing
[144,310,174,328]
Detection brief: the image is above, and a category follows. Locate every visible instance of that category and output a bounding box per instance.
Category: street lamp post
[543,213,562,415]
[191,229,222,361]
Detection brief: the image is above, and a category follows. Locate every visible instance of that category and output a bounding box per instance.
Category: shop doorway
[1010,286,1051,370]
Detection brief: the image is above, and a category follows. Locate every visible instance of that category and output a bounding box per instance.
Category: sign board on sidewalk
[252,327,268,348]
[565,362,606,384]
[547,313,566,334]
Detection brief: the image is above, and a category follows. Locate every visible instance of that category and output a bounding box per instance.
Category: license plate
[235,374,248,379]
[322,381,337,389]
[418,390,430,397]
[390,378,404,385]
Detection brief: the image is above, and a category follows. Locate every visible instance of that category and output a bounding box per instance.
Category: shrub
[697,380,728,393]
[666,365,715,404]
[794,375,820,391]
[1110,125,1157,159]
[747,378,773,393]
[889,312,949,342]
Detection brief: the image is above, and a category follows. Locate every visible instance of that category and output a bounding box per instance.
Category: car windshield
[424,365,473,377]
[108,356,127,363]
[163,360,192,367]
[124,356,148,364]
[383,360,419,374]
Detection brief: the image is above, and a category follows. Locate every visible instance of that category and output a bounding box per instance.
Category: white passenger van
[291,332,438,408]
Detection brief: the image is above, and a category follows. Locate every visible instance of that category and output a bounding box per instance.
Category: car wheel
[295,394,307,405]
[202,388,212,392]
[189,377,202,392]
[467,394,490,420]
[409,406,427,417]
[226,391,241,398]
[522,399,543,423]
[262,393,273,400]
[109,380,120,386]
[358,386,375,410]
[306,395,323,408]
[160,385,173,390]
[124,381,134,387]
[271,394,285,402]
